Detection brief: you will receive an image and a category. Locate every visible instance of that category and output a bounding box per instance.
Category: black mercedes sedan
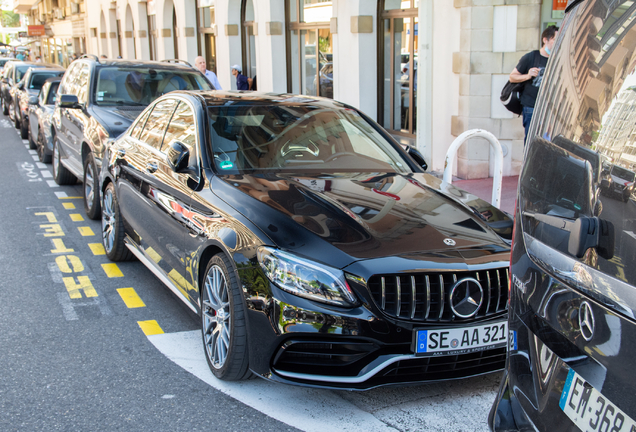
[100,91,512,389]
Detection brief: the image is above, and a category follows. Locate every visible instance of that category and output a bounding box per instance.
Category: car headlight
[257,247,358,307]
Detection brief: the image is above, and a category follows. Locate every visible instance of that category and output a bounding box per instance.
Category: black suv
[52,56,213,219]
[490,0,636,430]
[1,61,54,116]
[12,66,65,139]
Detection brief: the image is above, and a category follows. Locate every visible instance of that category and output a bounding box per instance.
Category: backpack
[500,81,524,115]
[500,51,540,116]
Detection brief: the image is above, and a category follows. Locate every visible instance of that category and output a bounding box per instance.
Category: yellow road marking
[117,288,146,308]
[55,255,84,273]
[50,238,74,253]
[35,212,57,222]
[58,196,83,199]
[88,243,105,255]
[63,276,98,299]
[70,213,84,222]
[102,263,123,277]
[78,226,94,236]
[62,202,76,210]
[41,223,64,237]
[137,320,164,336]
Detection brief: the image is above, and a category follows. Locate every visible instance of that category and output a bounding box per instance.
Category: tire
[21,115,29,140]
[201,254,251,381]
[36,129,51,163]
[101,182,133,261]
[13,104,19,128]
[2,97,8,116]
[83,153,101,220]
[52,137,76,185]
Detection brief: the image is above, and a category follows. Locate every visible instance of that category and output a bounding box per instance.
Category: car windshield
[29,72,64,90]
[611,166,636,181]
[209,104,411,174]
[15,65,33,81]
[94,67,211,106]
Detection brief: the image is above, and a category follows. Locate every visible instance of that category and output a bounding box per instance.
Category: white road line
[54,191,68,198]
[47,180,59,188]
[148,330,397,432]
[31,155,39,161]
[23,139,29,144]
[28,150,37,155]
[36,162,47,169]
[41,170,52,178]
[625,230,636,240]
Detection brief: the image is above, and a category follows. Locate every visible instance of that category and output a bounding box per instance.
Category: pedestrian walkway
[453,175,519,216]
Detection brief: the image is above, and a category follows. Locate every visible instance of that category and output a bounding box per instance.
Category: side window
[59,62,79,95]
[130,109,152,140]
[161,101,197,157]
[138,99,178,150]
[47,83,59,105]
[76,66,90,103]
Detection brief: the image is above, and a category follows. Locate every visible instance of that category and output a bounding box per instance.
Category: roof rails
[79,54,100,63]
[160,59,192,67]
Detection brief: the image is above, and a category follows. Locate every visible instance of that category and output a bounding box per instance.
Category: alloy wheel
[202,265,231,369]
[85,162,95,212]
[101,187,116,254]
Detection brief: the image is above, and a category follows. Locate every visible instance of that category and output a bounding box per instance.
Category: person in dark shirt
[509,25,559,143]
[231,64,249,90]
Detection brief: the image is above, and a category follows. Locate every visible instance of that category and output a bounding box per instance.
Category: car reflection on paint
[100,91,512,389]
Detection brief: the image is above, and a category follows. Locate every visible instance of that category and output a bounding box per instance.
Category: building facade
[22,0,566,179]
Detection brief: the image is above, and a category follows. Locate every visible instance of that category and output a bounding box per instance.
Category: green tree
[1,10,20,28]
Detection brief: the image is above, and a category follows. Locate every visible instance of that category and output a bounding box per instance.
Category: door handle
[146,161,158,173]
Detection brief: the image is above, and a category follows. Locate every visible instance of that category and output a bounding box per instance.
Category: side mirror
[568,217,615,260]
[167,141,190,173]
[58,94,80,109]
[405,145,428,171]
[28,95,38,105]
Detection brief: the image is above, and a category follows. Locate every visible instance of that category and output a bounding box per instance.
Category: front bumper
[241,264,509,390]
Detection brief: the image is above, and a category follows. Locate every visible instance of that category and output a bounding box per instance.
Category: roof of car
[28,66,65,72]
[82,58,196,71]
[192,90,350,109]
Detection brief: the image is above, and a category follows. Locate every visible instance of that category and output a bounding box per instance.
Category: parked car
[0,57,14,71]
[52,55,213,220]
[600,164,635,202]
[11,66,65,139]
[28,77,62,163]
[489,0,636,430]
[100,91,513,389]
[0,61,54,116]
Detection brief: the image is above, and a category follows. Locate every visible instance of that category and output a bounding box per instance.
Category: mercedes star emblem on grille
[450,278,484,318]
[444,238,456,246]
[579,301,595,342]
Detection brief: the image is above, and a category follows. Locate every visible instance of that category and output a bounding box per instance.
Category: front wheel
[21,115,29,140]
[36,128,51,163]
[201,254,251,381]
[52,137,76,185]
[1,97,7,115]
[83,153,101,220]
[101,182,133,261]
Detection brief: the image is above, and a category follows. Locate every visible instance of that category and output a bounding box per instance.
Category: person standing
[194,56,222,90]
[15,51,25,61]
[231,65,249,90]
[509,25,559,143]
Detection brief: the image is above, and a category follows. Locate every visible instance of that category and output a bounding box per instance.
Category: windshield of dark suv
[15,65,34,82]
[94,67,211,106]
[611,165,636,181]
[209,104,411,174]
[29,71,64,90]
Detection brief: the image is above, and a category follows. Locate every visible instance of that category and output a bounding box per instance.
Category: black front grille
[368,268,509,322]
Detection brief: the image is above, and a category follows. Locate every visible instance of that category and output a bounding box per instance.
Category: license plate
[560,368,636,432]
[414,321,508,356]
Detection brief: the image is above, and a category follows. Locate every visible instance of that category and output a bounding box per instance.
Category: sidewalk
[453,175,519,216]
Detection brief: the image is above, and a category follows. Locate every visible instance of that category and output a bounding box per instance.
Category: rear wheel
[36,129,51,163]
[1,97,7,115]
[13,104,19,128]
[101,182,133,261]
[201,254,251,381]
[83,153,101,220]
[52,137,76,185]
[21,115,29,140]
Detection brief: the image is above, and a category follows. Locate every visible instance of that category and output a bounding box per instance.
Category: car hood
[89,105,144,138]
[212,172,511,267]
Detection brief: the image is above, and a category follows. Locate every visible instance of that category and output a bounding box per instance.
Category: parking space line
[31,155,39,161]
[69,213,84,222]
[88,243,105,255]
[46,180,59,188]
[41,171,52,178]
[78,226,94,236]
[28,150,36,155]
[55,192,82,199]
[102,263,123,277]
[138,320,164,336]
[36,162,47,169]
[117,288,146,308]
[62,202,76,210]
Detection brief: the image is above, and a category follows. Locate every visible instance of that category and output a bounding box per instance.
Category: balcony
[13,0,38,14]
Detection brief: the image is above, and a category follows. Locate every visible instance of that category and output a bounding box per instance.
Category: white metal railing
[442,129,504,209]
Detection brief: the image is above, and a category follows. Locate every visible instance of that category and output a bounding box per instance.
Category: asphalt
[453,175,519,216]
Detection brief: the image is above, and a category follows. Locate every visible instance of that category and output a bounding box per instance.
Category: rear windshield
[611,166,636,181]
[208,104,411,174]
[29,72,64,90]
[94,67,211,106]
